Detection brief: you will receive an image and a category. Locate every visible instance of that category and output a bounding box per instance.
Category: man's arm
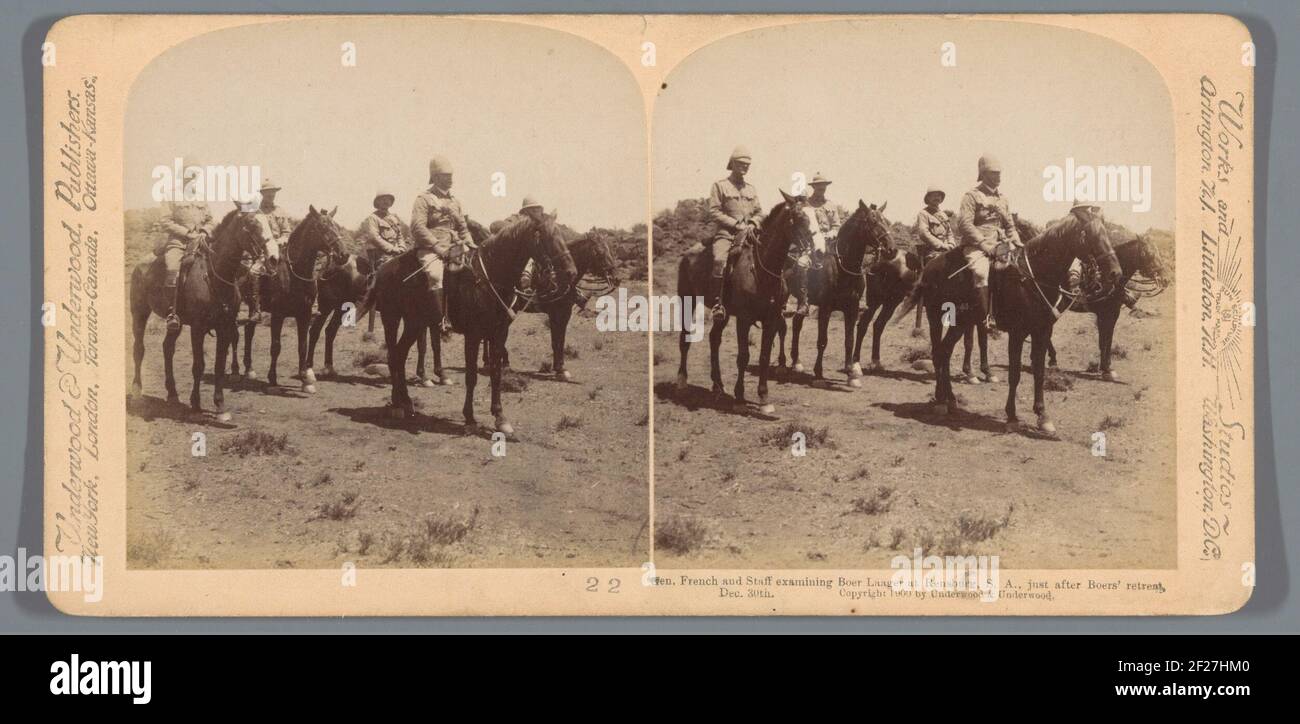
[707,181,739,232]
[915,211,946,251]
[957,192,981,246]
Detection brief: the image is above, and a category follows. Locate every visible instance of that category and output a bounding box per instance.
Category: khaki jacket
[957,183,1020,254]
[708,177,764,242]
[411,186,474,257]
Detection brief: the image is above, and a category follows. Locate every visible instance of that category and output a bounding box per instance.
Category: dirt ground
[651,258,1177,570]
[125,281,650,570]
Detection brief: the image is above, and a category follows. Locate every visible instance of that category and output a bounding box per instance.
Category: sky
[651,18,1176,233]
[125,17,646,231]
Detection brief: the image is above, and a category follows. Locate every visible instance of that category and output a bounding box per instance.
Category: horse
[676,190,812,413]
[779,201,895,387]
[236,206,347,393]
[899,214,1122,434]
[362,213,576,434]
[852,241,923,376]
[1046,230,1170,380]
[479,230,620,379]
[304,251,373,380]
[130,204,274,421]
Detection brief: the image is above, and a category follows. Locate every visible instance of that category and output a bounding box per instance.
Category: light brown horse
[676,191,812,413]
[130,205,273,420]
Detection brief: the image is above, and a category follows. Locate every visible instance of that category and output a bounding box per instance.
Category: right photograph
[651,18,1177,569]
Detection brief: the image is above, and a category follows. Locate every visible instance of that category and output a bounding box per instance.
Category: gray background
[3,0,1294,634]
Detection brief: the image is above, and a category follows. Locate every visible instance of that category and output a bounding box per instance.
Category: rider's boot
[709,272,727,322]
[164,283,180,332]
[976,286,994,331]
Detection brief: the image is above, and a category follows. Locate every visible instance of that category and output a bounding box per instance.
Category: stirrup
[710,302,727,321]
[165,312,181,331]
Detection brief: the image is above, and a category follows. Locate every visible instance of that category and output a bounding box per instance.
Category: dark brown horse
[852,244,922,376]
[236,206,347,393]
[130,205,273,420]
[779,201,895,387]
[481,230,620,379]
[899,214,1122,434]
[304,252,372,380]
[362,213,576,434]
[1046,231,1170,380]
[676,191,812,413]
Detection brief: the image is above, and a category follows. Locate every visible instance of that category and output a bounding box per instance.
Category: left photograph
[122,18,649,569]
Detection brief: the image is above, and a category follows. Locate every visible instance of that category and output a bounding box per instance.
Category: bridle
[1019,225,1121,315]
[209,219,268,289]
[756,205,808,280]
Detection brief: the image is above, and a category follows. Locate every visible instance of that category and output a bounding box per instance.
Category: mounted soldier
[515,196,550,295]
[913,186,953,329]
[706,146,765,321]
[410,155,478,328]
[245,178,292,320]
[957,155,1021,328]
[357,189,409,331]
[154,159,215,331]
[792,172,841,316]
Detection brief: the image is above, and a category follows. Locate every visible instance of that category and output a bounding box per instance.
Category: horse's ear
[858,199,868,212]
[233,200,242,212]
[879,201,887,213]
[547,210,557,222]
[308,204,317,216]
[779,188,797,205]
[329,206,338,218]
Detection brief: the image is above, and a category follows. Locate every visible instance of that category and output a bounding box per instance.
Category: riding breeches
[417,248,445,291]
[963,245,991,288]
[707,238,731,277]
[162,247,184,286]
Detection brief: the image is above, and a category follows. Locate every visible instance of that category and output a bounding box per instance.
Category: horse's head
[766,189,814,254]
[528,211,578,292]
[304,205,349,266]
[227,202,276,272]
[854,199,896,256]
[1135,233,1171,288]
[1073,215,1124,297]
[576,231,620,292]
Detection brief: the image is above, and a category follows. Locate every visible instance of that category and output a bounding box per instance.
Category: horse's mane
[1022,214,1107,252]
[481,214,538,249]
[211,208,246,238]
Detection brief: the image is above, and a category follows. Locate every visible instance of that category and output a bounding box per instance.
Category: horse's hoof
[321,366,337,378]
[1005,419,1021,433]
[850,362,864,377]
[1037,417,1057,435]
[303,369,318,385]
[215,411,232,423]
[419,378,436,388]
[1102,370,1120,382]
[1048,360,1058,368]
[868,360,885,373]
[166,394,181,404]
[131,385,143,399]
[932,402,949,416]
[495,419,514,436]
[557,369,572,381]
[245,371,259,380]
[792,362,805,373]
[965,375,982,385]
[759,403,775,414]
[849,377,863,388]
[440,376,456,386]
[303,383,317,394]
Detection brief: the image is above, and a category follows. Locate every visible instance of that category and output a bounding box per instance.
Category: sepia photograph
[119,17,650,570]
[652,18,1179,570]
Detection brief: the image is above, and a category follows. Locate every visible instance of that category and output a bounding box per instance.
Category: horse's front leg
[1005,329,1026,430]
[870,299,900,372]
[297,314,317,392]
[323,305,344,377]
[267,315,284,387]
[813,304,830,380]
[242,319,257,379]
[757,319,777,413]
[416,328,435,387]
[961,326,975,380]
[388,319,421,418]
[490,331,513,435]
[430,323,447,384]
[1030,332,1055,434]
[843,304,862,385]
[189,325,206,412]
[229,319,241,377]
[163,326,181,403]
[789,313,804,373]
[936,324,965,412]
[977,323,995,381]
[551,308,571,380]
[854,304,874,369]
[462,333,480,429]
[733,318,751,404]
[708,314,726,397]
[307,306,328,375]
[1098,306,1121,381]
[213,324,232,422]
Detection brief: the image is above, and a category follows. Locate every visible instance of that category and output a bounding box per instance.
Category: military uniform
[410,185,474,291]
[358,210,408,266]
[156,200,215,281]
[957,182,1020,288]
[807,198,842,254]
[708,176,764,268]
[914,207,953,260]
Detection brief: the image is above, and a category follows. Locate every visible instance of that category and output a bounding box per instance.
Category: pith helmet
[1070,200,1099,213]
[977,154,1002,179]
[259,179,282,193]
[373,190,396,207]
[726,145,752,170]
[809,172,832,186]
[428,155,454,181]
[924,186,945,204]
[520,195,544,211]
